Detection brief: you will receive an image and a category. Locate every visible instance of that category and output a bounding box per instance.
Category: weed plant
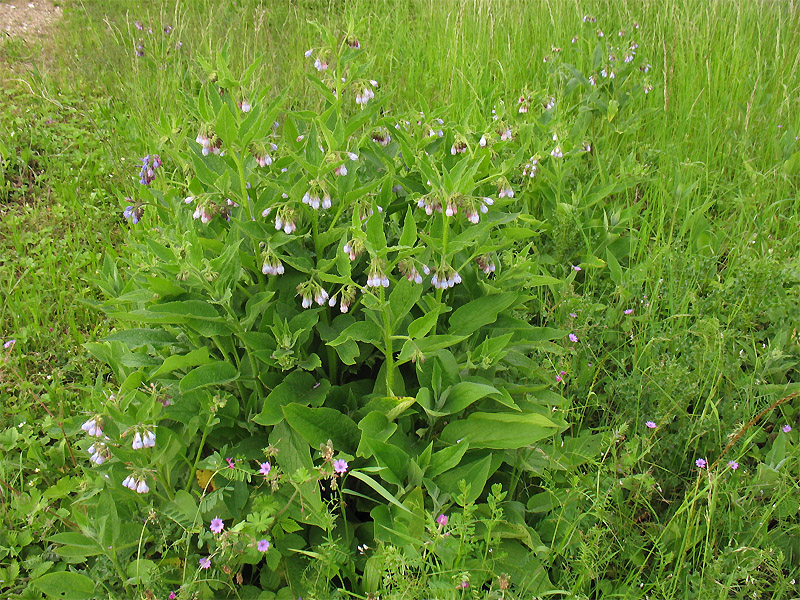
[1,1,799,599]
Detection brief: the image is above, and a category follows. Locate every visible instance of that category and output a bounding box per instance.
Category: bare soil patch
[0,1,62,38]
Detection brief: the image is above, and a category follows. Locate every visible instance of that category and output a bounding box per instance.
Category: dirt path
[0,1,62,38]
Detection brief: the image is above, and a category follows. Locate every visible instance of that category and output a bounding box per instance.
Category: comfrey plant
[84,18,656,597]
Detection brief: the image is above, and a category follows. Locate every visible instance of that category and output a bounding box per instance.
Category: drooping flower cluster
[87,440,111,465]
[355,81,376,106]
[122,473,150,494]
[522,156,539,178]
[81,417,104,437]
[123,201,144,225]
[301,189,332,210]
[371,128,392,147]
[298,281,329,309]
[196,130,222,156]
[475,255,496,275]
[430,267,462,290]
[139,154,161,185]
[132,428,156,450]
[398,260,429,284]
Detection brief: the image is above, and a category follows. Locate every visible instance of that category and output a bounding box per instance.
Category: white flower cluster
[122,474,149,494]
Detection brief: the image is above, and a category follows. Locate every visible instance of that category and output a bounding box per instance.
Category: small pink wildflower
[645,421,657,429]
[226,457,236,469]
[727,460,739,470]
[199,557,211,569]
[782,424,792,433]
[624,308,634,315]
[569,333,578,343]
[695,458,707,469]
[555,374,563,383]
[572,265,581,271]
[3,339,15,349]
[333,459,348,474]
[259,461,271,476]
[436,514,448,526]
[169,593,177,600]
[209,518,224,534]
[257,539,270,552]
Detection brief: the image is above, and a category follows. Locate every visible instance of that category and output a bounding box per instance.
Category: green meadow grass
[1,0,798,597]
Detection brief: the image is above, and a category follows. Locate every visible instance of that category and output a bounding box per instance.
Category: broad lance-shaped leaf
[253,371,329,426]
[440,411,561,449]
[179,361,238,392]
[447,292,517,337]
[282,403,360,454]
[149,347,215,379]
[439,381,502,415]
[102,328,178,349]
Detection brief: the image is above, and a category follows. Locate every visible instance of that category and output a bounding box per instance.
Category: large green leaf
[150,347,214,379]
[179,361,238,392]
[31,572,96,599]
[282,403,360,454]
[433,453,493,505]
[440,381,501,415]
[253,372,330,426]
[448,292,517,336]
[440,412,560,449]
[102,328,178,349]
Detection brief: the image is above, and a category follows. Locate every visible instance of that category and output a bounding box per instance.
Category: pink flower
[259,461,271,476]
[695,458,707,469]
[257,539,270,552]
[333,459,348,474]
[624,308,634,315]
[782,424,792,433]
[568,333,578,343]
[572,265,581,271]
[645,421,657,429]
[436,514,448,526]
[727,460,739,470]
[226,457,236,469]
[169,593,177,600]
[209,518,224,534]
[199,557,211,569]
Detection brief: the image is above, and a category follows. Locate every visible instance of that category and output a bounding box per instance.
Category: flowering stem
[380,287,395,395]
[186,418,212,493]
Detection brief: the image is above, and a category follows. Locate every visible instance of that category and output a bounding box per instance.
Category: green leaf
[348,470,412,513]
[407,309,439,339]
[241,291,275,331]
[433,453,493,505]
[389,278,422,327]
[440,382,501,415]
[253,371,329,426]
[48,532,104,557]
[525,274,562,286]
[179,361,238,392]
[427,440,469,478]
[398,206,417,247]
[216,104,238,145]
[31,572,96,599]
[396,334,468,364]
[605,248,622,286]
[363,438,409,486]
[448,292,517,337]
[440,412,560,449]
[102,328,177,349]
[282,403,360,454]
[365,208,387,254]
[150,347,214,379]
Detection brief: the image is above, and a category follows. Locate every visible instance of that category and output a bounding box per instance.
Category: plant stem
[380,286,394,395]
